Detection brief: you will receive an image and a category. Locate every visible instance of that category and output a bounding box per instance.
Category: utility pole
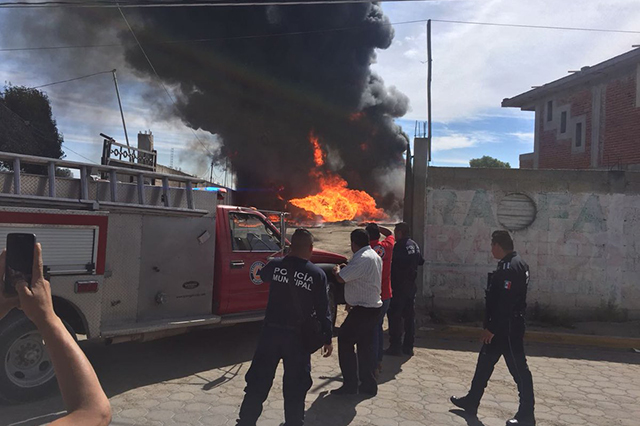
[427,19,433,161]
[111,69,131,148]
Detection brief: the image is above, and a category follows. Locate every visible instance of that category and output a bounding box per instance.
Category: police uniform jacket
[390,237,425,296]
[259,255,333,345]
[484,251,530,336]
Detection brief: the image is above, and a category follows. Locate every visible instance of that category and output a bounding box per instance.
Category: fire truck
[0,151,346,402]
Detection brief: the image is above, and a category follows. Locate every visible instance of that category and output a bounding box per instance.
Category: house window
[560,111,567,134]
[575,122,583,147]
[547,100,553,122]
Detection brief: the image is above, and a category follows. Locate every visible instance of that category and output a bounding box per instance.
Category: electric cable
[33,69,114,89]
[117,3,216,158]
[3,17,640,53]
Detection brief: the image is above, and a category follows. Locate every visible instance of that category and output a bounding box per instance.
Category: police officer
[385,222,424,357]
[237,229,333,426]
[451,230,535,426]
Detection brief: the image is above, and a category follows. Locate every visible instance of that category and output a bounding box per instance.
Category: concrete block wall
[423,167,640,319]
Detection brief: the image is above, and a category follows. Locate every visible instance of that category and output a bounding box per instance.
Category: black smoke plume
[5,2,409,212]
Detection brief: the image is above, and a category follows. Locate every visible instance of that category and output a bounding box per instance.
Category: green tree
[0,85,65,174]
[469,156,511,169]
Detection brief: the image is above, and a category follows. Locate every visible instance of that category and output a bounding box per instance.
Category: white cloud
[509,132,534,143]
[377,0,640,123]
[431,130,498,152]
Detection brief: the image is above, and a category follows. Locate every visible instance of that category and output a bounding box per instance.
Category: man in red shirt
[366,223,394,376]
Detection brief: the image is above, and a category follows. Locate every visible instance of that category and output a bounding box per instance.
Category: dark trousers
[387,293,415,350]
[237,326,312,426]
[338,306,382,392]
[373,298,391,364]
[467,321,535,416]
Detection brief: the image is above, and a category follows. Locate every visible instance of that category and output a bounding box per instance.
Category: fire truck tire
[0,311,76,403]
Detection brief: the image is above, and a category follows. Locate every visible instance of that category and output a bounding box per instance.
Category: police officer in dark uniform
[451,230,535,426]
[385,222,424,357]
[237,229,333,426]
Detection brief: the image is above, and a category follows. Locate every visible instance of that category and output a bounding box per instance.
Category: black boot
[450,395,478,416]
[506,412,536,426]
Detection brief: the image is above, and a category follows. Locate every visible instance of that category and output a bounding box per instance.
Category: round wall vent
[497,193,537,231]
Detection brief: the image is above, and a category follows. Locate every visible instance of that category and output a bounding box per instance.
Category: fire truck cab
[0,151,346,402]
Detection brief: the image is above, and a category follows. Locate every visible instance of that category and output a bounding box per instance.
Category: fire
[310,131,325,167]
[349,112,365,121]
[289,133,386,222]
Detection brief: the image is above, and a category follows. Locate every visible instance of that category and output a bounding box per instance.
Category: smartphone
[4,233,36,296]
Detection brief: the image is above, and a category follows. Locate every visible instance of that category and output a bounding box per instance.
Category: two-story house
[503,48,640,170]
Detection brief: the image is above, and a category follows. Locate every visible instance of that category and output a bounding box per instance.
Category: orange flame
[349,112,364,121]
[310,131,325,167]
[289,133,387,222]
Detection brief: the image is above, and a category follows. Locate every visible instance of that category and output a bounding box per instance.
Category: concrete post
[412,137,429,303]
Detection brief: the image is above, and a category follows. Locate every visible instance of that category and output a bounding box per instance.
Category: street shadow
[449,409,487,426]
[413,333,640,365]
[378,352,411,385]
[304,390,373,426]
[2,322,261,425]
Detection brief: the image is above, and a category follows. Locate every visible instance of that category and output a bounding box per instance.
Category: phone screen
[5,233,36,295]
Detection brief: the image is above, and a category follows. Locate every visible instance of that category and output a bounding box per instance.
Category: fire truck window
[229,213,281,252]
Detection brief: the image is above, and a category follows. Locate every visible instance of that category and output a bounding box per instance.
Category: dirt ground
[288,222,396,259]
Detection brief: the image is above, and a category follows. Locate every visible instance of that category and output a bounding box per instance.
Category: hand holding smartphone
[4,233,36,296]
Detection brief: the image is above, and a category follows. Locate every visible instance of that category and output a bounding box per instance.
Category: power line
[61,143,95,163]
[1,0,423,9]
[117,3,215,158]
[33,69,114,88]
[3,17,640,54]
[0,101,96,163]
[431,19,640,35]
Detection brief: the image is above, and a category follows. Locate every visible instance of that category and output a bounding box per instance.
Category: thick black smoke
[5,2,409,212]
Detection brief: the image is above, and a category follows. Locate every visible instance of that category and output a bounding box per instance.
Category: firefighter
[450,230,536,426]
[385,222,424,357]
[237,228,333,426]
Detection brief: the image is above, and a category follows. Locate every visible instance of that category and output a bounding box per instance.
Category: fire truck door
[223,212,281,313]
[137,215,215,321]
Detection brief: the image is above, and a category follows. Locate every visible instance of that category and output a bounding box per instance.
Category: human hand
[321,343,333,357]
[480,329,494,344]
[0,250,20,320]
[15,244,56,328]
[332,265,340,276]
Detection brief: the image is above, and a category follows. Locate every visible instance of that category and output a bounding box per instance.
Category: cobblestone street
[2,322,640,426]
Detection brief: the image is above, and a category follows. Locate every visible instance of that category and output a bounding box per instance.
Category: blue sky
[2,1,640,179]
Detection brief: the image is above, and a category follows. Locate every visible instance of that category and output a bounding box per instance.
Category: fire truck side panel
[99,213,143,329]
[0,207,108,338]
[136,214,215,321]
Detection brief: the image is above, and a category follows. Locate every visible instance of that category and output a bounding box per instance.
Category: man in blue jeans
[366,223,394,376]
[236,229,333,426]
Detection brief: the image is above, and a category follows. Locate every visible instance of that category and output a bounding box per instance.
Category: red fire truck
[0,151,346,402]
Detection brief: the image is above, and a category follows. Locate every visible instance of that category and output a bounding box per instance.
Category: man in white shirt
[332,229,383,396]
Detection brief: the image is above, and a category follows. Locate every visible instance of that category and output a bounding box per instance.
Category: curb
[426,325,640,350]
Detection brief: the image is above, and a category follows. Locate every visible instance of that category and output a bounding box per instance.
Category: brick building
[503,48,640,170]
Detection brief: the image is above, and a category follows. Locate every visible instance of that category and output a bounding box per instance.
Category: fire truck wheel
[0,311,76,403]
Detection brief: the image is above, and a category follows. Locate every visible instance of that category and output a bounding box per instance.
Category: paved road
[2,322,640,426]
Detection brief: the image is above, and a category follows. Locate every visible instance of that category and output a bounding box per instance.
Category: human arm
[0,250,20,319]
[17,244,111,426]
[484,267,523,336]
[378,226,392,237]
[332,264,346,284]
[313,270,333,357]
